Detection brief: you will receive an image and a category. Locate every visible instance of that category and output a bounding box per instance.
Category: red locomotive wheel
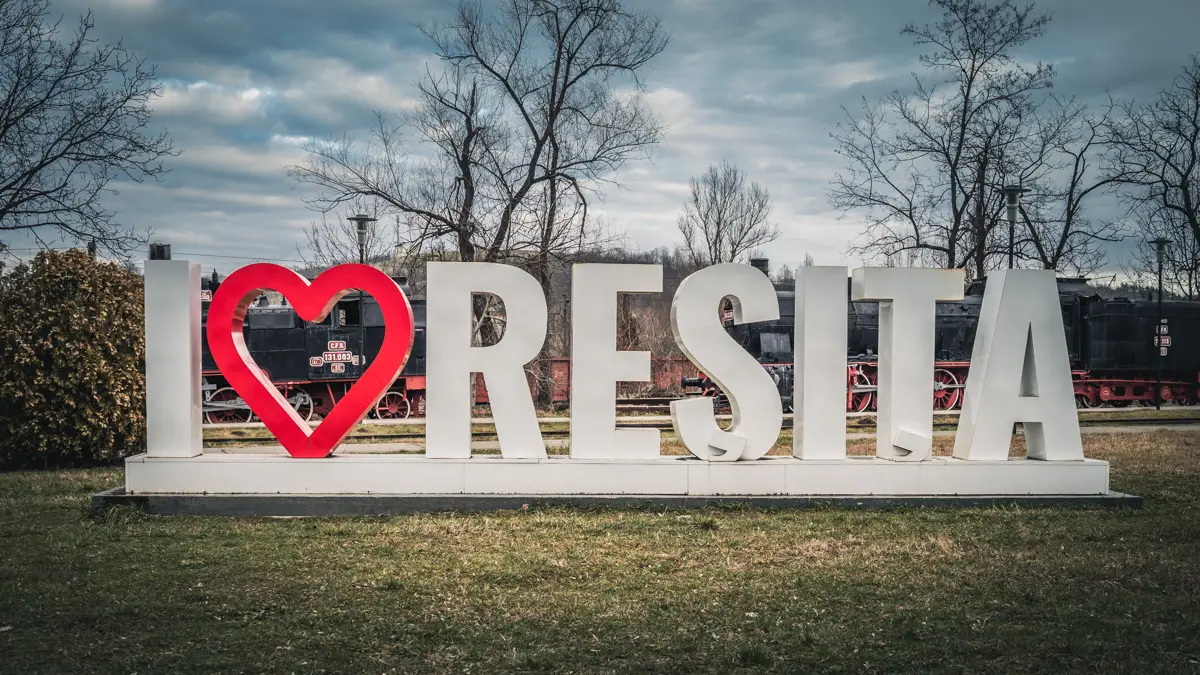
[374,391,411,419]
[849,371,874,413]
[932,369,960,411]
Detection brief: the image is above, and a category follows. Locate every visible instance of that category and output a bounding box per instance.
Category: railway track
[203,415,1200,447]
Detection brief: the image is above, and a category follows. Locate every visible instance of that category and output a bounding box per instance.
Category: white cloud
[120,182,296,209]
[643,87,698,129]
[154,80,269,124]
[816,60,884,89]
[804,15,854,50]
[96,0,157,8]
[270,134,313,146]
[272,54,420,125]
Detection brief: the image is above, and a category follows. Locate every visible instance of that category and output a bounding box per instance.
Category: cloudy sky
[22,0,1200,277]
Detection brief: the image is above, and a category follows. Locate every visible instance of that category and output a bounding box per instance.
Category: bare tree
[829,0,1056,279]
[300,210,424,278]
[288,0,667,355]
[767,255,813,287]
[0,0,175,256]
[1124,209,1200,300]
[677,161,779,267]
[288,67,515,343]
[1001,97,1125,275]
[1108,55,1200,297]
[431,0,667,401]
[288,69,498,262]
[429,0,666,268]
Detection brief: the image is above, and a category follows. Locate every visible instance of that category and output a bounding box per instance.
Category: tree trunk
[971,156,989,280]
[532,260,555,408]
[534,148,561,408]
[472,294,500,346]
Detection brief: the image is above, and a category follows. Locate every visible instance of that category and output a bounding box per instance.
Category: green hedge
[0,250,145,469]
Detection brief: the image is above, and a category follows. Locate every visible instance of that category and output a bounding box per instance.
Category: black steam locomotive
[199,272,429,423]
[704,275,1200,412]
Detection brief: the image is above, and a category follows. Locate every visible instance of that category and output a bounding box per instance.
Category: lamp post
[1151,237,1171,410]
[347,214,377,373]
[1003,185,1030,269]
[348,214,376,265]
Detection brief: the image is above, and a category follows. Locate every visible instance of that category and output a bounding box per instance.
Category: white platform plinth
[124,454,1109,496]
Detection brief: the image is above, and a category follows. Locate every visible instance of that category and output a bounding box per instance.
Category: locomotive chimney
[749,257,770,276]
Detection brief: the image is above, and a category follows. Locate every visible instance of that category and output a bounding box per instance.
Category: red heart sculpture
[206,263,414,458]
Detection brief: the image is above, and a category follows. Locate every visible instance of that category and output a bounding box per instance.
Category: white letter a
[953,270,1083,461]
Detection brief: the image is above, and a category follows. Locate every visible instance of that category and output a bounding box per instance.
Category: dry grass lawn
[1,431,1198,674]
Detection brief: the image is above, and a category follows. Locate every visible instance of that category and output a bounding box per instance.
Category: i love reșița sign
[123,261,1117,508]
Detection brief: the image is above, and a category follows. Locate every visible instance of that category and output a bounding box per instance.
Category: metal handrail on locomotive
[687,275,1200,413]
[200,272,427,423]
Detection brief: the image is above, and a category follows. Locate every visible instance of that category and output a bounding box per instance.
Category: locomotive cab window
[337,297,362,327]
[363,300,386,327]
[412,327,426,357]
[759,332,792,360]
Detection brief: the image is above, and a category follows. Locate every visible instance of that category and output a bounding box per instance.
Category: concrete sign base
[122,452,1112,497]
[93,485,1140,517]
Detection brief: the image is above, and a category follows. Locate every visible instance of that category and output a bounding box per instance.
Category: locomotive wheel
[291,389,315,422]
[849,371,873,413]
[374,391,411,419]
[205,387,253,424]
[932,369,960,411]
[1075,394,1095,408]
